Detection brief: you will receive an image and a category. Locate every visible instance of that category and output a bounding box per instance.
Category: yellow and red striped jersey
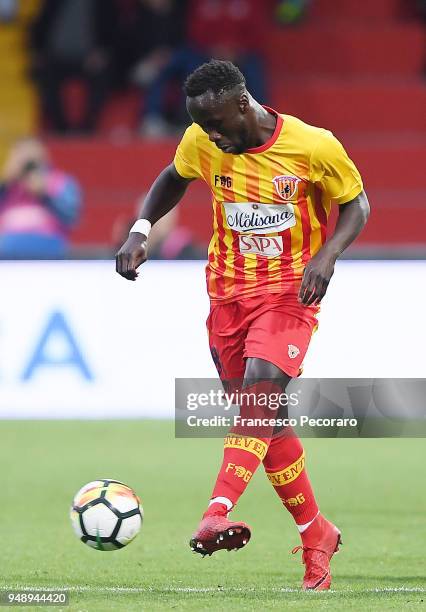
[173,108,363,304]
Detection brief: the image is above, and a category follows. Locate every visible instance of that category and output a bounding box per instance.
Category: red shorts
[207,291,319,380]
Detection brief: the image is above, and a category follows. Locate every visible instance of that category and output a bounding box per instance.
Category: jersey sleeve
[173,125,202,179]
[309,131,363,204]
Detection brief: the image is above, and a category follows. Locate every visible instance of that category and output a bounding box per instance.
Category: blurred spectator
[139,0,268,136]
[111,0,186,137]
[0,138,81,259]
[115,0,185,86]
[113,204,204,259]
[30,0,118,134]
[147,208,205,259]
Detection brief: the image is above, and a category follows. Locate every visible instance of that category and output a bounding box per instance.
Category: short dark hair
[183,59,245,98]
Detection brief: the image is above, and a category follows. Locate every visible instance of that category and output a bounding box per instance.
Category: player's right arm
[115,163,193,281]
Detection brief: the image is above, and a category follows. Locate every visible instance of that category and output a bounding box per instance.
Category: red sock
[263,428,319,526]
[204,381,281,517]
[204,433,270,517]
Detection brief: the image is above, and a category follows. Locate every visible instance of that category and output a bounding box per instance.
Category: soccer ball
[70,479,143,551]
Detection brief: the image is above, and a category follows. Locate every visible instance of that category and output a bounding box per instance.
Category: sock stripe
[224,435,268,461]
[265,451,305,486]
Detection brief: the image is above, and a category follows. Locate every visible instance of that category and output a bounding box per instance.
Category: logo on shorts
[272,175,301,201]
[288,344,300,359]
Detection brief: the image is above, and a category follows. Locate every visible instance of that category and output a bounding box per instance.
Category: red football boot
[190,514,251,557]
[292,514,342,590]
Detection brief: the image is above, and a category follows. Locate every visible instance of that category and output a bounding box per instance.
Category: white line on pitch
[1,586,425,594]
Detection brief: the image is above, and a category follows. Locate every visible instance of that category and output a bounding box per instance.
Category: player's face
[187,95,250,155]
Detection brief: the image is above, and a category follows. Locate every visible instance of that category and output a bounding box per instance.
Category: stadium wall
[0,260,424,419]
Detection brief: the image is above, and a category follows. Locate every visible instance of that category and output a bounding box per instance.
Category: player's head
[184,60,252,155]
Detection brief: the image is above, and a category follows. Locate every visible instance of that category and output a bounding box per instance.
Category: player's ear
[238,91,250,114]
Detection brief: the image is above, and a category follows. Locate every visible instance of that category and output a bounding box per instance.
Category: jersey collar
[245,106,283,154]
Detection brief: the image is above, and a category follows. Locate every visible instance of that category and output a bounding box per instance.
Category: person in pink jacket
[0,138,82,258]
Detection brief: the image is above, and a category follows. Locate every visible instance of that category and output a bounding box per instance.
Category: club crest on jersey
[272,175,301,201]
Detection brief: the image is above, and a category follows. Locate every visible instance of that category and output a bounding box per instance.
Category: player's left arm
[299,190,370,305]
[299,131,370,306]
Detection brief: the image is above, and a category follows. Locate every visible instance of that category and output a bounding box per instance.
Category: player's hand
[298,248,337,306]
[115,233,147,281]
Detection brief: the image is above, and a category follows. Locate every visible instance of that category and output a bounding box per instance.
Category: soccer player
[116,60,370,590]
